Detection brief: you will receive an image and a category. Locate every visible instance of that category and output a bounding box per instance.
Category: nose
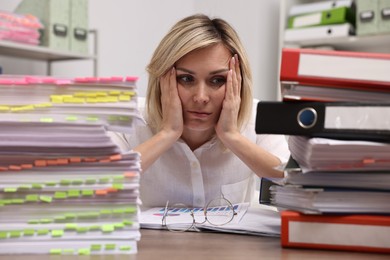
[193,84,209,103]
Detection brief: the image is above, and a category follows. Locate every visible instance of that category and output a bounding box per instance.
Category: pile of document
[0,75,141,255]
[256,47,390,253]
[0,10,43,45]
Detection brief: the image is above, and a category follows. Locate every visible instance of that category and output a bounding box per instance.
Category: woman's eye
[210,77,226,87]
[177,75,194,85]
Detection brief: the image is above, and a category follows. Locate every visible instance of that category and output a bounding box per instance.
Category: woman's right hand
[160,67,183,140]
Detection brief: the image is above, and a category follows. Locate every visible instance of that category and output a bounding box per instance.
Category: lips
[188,110,211,118]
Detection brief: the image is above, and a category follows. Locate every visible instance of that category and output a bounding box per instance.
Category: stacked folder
[285,0,390,42]
[0,75,142,255]
[285,0,356,42]
[256,48,390,253]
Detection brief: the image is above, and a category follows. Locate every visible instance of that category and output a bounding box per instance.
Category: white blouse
[110,99,290,208]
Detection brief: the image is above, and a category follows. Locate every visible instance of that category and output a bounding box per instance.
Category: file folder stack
[256,48,390,253]
[285,0,356,42]
[0,75,142,255]
[0,10,43,45]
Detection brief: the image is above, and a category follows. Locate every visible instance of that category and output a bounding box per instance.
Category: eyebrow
[175,67,229,75]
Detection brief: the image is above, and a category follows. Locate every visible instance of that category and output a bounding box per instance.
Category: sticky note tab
[120,245,132,251]
[90,244,102,251]
[49,249,62,255]
[78,248,90,255]
[39,195,53,203]
[65,224,78,231]
[101,225,114,233]
[105,244,116,250]
[81,190,94,196]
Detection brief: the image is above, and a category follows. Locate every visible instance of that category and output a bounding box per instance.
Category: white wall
[0,0,281,100]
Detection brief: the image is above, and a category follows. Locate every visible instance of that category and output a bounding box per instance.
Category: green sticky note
[12,199,25,204]
[54,192,67,199]
[86,116,99,122]
[76,227,89,233]
[65,213,76,220]
[28,219,39,224]
[18,184,31,190]
[10,231,22,238]
[71,179,83,185]
[51,230,64,237]
[0,232,8,239]
[23,229,35,236]
[62,249,74,254]
[32,183,43,189]
[65,224,78,231]
[119,245,131,251]
[45,181,56,186]
[99,177,110,183]
[85,179,96,184]
[114,223,124,229]
[105,244,116,250]
[101,225,114,233]
[89,225,100,231]
[113,209,125,214]
[4,187,17,193]
[60,179,71,186]
[39,195,52,203]
[119,116,130,121]
[100,209,111,215]
[67,190,80,198]
[37,229,49,235]
[90,244,102,251]
[66,116,78,121]
[78,248,90,255]
[124,207,137,214]
[112,183,124,190]
[49,249,62,255]
[25,194,39,202]
[81,190,94,196]
[40,117,54,123]
[113,175,124,182]
[123,220,133,226]
[40,218,53,224]
[54,216,66,222]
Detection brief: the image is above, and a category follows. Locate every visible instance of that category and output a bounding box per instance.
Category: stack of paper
[0,10,43,45]
[0,75,141,255]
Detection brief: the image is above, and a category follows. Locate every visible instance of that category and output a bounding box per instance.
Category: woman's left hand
[215,54,242,139]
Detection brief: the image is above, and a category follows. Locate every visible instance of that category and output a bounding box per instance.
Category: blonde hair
[146,14,253,132]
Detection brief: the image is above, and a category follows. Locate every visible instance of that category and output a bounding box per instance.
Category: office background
[0,0,281,100]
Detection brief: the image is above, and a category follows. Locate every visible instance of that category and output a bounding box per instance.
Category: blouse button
[191,161,198,169]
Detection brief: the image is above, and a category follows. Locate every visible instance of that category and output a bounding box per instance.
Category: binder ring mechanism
[297,107,317,129]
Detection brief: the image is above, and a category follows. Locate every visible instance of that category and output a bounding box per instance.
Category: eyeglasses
[161,195,237,232]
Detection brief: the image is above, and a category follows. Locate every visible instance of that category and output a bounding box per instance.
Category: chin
[184,123,215,132]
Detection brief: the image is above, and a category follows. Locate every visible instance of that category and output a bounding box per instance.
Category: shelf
[0,40,96,61]
[284,33,390,53]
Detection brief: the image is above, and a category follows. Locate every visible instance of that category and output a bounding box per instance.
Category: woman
[112,14,290,208]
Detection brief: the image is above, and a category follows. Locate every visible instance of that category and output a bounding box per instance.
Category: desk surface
[0,229,389,259]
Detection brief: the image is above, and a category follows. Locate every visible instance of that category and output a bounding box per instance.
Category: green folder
[69,0,89,54]
[378,0,390,34]
[288,6,355,29]
[355,0,379,36]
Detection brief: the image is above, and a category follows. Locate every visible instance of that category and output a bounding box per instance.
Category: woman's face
[175,43,231,132]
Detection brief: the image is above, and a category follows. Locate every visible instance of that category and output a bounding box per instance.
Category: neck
[181,128,215,151]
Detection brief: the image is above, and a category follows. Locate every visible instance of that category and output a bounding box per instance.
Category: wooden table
[0,229,388,259]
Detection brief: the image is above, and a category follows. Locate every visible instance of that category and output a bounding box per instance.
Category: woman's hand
[215,54,242,140]
[160,67,183,139]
